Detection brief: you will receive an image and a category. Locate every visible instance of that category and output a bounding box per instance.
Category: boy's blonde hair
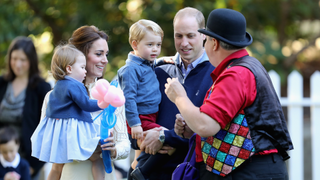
[129,19,164,47]
[51,44,84,80]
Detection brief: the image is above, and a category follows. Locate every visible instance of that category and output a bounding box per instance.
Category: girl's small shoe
[130,167,146,180]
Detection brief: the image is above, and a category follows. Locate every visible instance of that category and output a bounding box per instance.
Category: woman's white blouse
[87,81,131,161]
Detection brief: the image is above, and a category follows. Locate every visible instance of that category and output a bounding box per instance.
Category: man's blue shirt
[180,52,205,77]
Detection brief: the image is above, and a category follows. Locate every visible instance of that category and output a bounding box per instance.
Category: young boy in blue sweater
[0,126,31,180]
[118,19,174,180]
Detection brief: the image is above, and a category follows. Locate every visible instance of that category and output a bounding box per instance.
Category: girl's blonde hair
[51,44,84,80]
[129,19,164,47]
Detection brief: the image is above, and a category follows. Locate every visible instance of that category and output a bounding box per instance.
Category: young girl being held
[31,44,105,180]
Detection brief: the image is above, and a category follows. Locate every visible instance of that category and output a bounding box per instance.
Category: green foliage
[0,0,320,81]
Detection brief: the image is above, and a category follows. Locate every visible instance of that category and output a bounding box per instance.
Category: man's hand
[156,56,175,66]
[158,145,175,155]
[162,56,174,64]
[174,114,194,139]
[140,129,163,155]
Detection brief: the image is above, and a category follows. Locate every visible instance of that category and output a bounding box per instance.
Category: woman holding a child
[39,25,131,180]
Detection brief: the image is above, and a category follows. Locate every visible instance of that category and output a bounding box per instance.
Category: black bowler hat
[198,8,253,47]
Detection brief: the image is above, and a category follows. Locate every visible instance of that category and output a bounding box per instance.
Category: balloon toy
[91,79,125,173]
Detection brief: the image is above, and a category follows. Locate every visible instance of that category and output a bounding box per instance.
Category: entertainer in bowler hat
[166,8,293,180]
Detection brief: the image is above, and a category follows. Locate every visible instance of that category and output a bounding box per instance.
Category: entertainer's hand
[165,78,187,104]
[140,129,163,155]
[101,131,116,158]
[175,114,194,139]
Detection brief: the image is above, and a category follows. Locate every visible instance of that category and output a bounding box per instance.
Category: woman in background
[0,36,51,179]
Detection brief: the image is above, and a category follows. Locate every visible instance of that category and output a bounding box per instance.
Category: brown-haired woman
[40,26,130,180]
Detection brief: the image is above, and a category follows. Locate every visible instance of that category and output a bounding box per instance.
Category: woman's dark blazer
[0,76,51,176]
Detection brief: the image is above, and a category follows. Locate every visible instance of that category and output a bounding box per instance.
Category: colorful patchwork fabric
[201,114,255,177]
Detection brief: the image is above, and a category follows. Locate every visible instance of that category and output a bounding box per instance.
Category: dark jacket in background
[0,76,51,176]
[0,155,31,180]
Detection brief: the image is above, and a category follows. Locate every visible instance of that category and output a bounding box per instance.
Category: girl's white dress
[31,116,100,163]
[35,79,130,180]
[31,78,100,163]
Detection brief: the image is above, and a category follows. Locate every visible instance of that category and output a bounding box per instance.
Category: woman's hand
[101,130,117,158]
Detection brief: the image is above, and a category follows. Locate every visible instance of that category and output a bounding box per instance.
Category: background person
[0,36,51,180]
[128,7,215,180]
[0,126,31,180]
[167,8,293,179]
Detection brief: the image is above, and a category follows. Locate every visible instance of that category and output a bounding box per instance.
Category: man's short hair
[173,7,205,29]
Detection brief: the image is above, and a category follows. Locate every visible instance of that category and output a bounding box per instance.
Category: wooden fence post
[287,70,304,180]
[311,71,320,180]
[269,70,281,98]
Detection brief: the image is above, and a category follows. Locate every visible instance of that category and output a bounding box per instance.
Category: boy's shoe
[130,167,146,180]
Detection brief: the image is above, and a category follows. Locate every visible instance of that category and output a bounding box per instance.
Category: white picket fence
[268,70,320,180]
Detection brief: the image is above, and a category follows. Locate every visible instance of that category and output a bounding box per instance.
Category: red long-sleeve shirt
[195,49,277,162]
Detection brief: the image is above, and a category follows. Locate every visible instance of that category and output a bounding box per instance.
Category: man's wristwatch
[158,130,165,143]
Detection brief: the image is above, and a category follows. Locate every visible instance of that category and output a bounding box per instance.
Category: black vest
[230,56,293,153]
